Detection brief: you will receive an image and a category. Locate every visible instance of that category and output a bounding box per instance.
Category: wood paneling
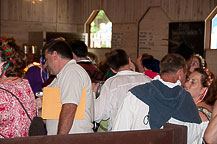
[1,0,57,22]
[56,23,80,32]
[0,0,217,68]
[160,0,217,21]
[112,23,137,60]
[0,0,216,44]
[206,49,217,76]
[57,0,101,24]
[138,7,170,60]
[102,0,136,23]
[1,21,56,44]
[1,0,217,23]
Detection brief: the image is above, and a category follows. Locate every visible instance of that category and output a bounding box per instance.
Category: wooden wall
[0,0,217,74]
[0,1,1,34]
[138,6,171,60]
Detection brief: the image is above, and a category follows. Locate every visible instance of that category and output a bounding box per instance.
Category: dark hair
[0,38,26,78]
[160,53,187,75]
[194,68,217,105]
[141,53,160,73]
[69,40,88,58]
[106,49,129,71]
[174,43,194,61]
[43,40,73,59]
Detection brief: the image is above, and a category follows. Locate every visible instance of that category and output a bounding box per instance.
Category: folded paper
[42,87,86,120]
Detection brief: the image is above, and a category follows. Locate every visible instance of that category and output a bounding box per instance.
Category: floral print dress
[0,79,36,138]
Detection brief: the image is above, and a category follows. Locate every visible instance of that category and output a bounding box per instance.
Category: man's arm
[57,103,77,134]
[94,83,110,122]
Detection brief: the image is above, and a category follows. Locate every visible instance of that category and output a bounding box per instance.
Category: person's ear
[177,68,183,80]
[72,52,78,61]
[52,51,58,60]
[129,57,132,63]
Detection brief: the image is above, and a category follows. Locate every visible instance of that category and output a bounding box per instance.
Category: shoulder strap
[0,133,6,138]
[197,106,212,121]
[0,87,32,121]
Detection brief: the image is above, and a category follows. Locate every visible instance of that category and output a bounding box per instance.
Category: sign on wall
[112,32,123,48]
[139,31,154,50]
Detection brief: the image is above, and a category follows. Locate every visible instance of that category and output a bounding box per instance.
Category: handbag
[0,87,46,136]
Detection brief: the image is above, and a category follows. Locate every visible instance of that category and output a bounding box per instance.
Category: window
[211,14,217,49]
[205,6,217,49]
[85,10,112,48]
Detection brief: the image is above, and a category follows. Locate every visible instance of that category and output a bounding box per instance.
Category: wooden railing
[0,123,187,144]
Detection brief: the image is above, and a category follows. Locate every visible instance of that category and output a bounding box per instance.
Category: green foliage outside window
[90,10,112,48]
[90,10,110,34]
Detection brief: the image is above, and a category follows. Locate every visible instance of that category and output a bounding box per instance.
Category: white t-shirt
[46,59,94,135]
[112,76,208,144]
[94,70,151,131]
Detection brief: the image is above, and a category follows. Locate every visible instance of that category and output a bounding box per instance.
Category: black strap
[0,133,6,138]
[0,87,32,122]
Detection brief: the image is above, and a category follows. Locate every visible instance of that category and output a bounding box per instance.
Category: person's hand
[35,97,43,109]
[129,60,136,71]
[136,56,144,73]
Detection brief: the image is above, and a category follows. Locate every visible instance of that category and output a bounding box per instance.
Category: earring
[195,88,208,105]
[195,95,203,105]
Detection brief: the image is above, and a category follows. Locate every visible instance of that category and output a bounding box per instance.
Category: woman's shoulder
[197,103,213,121]
[197,102,213,112]
[0,78,32,92]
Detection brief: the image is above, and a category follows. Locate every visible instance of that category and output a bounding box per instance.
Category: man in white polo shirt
[43,40,94,135]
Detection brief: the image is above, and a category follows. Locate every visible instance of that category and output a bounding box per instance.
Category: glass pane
[90,10,112,48]
[211,14,217,49]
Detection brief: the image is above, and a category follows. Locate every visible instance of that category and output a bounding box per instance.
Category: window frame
[205,6,217,49]
[85,10,112,49]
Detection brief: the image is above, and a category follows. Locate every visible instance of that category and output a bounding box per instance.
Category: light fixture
[23,44,29,54]
[31,0,43,4]
[32,0,36,4]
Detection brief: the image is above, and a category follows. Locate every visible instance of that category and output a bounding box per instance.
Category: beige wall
[0,0,217,74]
[138,6,170,61]
[206,50,217,76]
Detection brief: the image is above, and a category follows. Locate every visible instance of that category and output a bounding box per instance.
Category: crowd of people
[0,36,217,143]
